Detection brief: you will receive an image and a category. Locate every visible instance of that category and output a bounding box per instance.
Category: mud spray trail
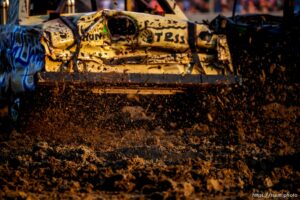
[0,74,299,199]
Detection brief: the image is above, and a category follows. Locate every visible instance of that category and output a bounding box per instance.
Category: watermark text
[252,192,298,198]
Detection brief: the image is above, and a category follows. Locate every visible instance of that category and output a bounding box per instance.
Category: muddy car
[0,0,236,98]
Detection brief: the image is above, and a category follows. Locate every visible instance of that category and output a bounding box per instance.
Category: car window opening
[107,15,137,39]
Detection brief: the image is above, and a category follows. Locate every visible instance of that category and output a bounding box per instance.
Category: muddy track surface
[0,69,299,199]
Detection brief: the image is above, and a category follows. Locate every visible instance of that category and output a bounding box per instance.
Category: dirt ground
[0,67,299,199]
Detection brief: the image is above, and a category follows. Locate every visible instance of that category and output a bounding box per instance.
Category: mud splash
[0,68,299,199]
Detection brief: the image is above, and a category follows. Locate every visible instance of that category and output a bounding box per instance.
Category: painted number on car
[155,32,185,44]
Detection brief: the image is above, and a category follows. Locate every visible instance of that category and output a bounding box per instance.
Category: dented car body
[41,10,233,76]
[0,0,236,102]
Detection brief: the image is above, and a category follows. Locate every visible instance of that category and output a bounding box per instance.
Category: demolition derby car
[0,0,235,102]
